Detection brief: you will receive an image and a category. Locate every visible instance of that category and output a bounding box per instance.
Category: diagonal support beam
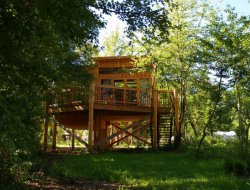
[93,118,147,149]
[51,117,88,148]
[109,122,150,145]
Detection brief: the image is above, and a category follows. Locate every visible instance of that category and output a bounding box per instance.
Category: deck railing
[50,88,88,107]
[157,90,173,108]
[49,86,173,109]
[95,85,151,107]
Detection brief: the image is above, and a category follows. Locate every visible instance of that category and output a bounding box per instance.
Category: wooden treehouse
[43,56,179,151]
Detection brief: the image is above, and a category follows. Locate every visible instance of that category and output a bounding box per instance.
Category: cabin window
[101,79,111,86]
[99,68,133,74]
[126,79,137,88]
[114,80,124,88]
[100,79,112,101]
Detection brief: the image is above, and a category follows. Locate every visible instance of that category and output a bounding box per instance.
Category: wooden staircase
[157,113,173,148]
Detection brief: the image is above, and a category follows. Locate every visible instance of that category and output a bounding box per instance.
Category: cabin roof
[94,56,135,68]
[94,56,134,61]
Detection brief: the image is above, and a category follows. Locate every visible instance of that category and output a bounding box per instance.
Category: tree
[135,0,212,148]
[0,0,171,186]
[101,27,129,56]
[196,6,250,156]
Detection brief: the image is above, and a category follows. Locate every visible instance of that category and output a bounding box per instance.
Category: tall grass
[48,147,249,189]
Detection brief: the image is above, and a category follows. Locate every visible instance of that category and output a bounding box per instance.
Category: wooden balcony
[48,85,173,113]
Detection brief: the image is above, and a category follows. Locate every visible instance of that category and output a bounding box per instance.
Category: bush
[224,158,249,177]
[247,159,250,174]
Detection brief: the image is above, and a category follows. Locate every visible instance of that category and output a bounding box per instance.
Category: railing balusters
[50,86,173,109]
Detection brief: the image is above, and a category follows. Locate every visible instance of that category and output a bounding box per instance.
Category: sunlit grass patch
[49,151,249,189]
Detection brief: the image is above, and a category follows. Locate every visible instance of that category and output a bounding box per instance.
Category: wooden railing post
[88,81,95,151]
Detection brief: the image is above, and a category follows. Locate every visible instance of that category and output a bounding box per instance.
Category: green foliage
[101,28,129,56]
[224,159,249,177]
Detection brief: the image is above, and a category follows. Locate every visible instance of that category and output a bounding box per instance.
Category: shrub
[224,159,234,173]
[247,159,250,174]
[224,159,249,177]
[234,160,248,176]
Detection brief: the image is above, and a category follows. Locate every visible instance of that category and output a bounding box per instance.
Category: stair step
[158,113,173,147]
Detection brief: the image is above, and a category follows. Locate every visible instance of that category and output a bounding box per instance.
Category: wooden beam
[43,102,49,151]
[136,79,140,105]
[100,119,108,149]
[88,81,95,151]
[110,122,150,145]
[52,121,57,151]
[93,118,147,149]
[123,79,126,105]
[109,124,150,146]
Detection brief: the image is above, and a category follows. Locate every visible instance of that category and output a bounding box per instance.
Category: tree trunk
[236,83,245,158]
[174,78,186,149]
[245,124,249,157]
[187,113,198,137]
[196,73,223,156]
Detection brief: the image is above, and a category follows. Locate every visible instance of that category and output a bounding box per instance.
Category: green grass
[48,149,250,189]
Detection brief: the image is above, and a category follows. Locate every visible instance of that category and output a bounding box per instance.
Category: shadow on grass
[48,150,249,189]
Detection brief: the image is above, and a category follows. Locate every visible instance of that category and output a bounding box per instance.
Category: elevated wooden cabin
[44,56,179,151]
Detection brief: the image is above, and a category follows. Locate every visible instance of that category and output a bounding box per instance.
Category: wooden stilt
[52,121,57,151]
[88,81,95,151]
[43,103,49,151]
[72,129,75,150]
[100,119,108,149]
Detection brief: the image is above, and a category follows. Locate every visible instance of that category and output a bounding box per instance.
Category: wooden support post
[88,81,95,151]
[123,79,126,105]
[72,129,75,150]
[137,79,140,105]
[43,102,49,151]
[52,121,57,151]
[173,89,180,149]
[107,125,110,144]
[153,80,158,149]
[100,119,108,150]
[94,111,99,144]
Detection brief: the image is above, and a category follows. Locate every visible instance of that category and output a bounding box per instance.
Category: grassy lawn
[47,148,250,190]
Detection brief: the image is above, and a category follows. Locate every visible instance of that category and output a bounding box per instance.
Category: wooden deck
[48,85,173,114]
